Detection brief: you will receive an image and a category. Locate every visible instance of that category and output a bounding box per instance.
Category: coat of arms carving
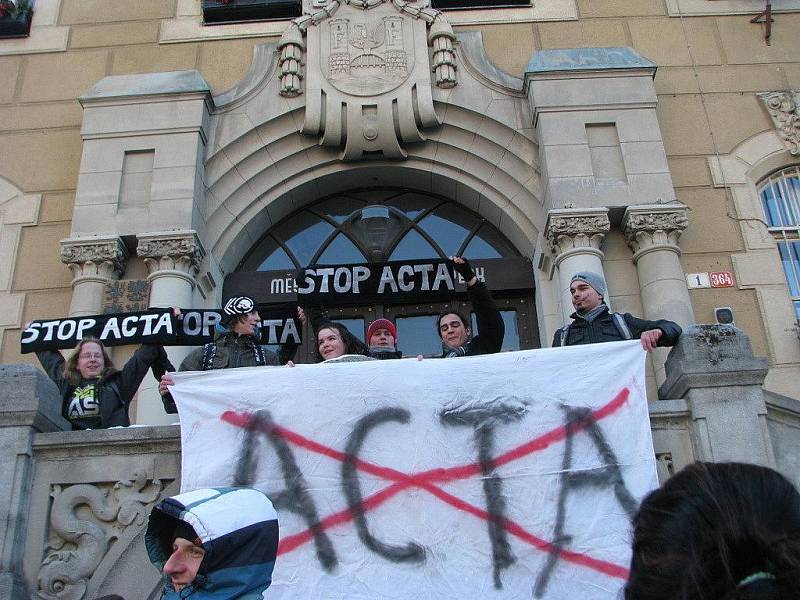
[278,0,457,160]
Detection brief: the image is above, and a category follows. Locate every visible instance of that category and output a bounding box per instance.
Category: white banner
[173,341,658,600]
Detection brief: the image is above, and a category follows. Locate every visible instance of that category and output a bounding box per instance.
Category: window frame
[758,166,800,319]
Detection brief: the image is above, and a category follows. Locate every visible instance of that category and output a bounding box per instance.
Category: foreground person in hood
[145,487,279,599]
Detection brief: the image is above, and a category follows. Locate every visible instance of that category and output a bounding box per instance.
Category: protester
[34,336,168,430]
[366,317,402,359]
[314,321,370,362]
[552,271,682,351]
[437,256,504,358]
[157,296,302,412]
[146,487,279,599]
[625,461,800,600]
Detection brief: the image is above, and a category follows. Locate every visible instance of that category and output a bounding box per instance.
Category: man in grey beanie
[552,271,681,350]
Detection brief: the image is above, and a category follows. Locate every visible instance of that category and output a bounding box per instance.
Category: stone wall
[0,2,798,410]
[1,326,799,598]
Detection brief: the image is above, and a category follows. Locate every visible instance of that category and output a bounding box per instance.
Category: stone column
[659,325,775,468]
[0,365,68,600]
[59,237,128,317]
[623,204,693,385]
[545,207,610,322]
[136,231,205,424]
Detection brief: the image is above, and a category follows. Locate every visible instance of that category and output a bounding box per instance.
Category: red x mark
[222,387,631,581]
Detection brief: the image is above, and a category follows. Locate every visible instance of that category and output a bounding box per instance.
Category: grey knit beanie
[570,272,606,297]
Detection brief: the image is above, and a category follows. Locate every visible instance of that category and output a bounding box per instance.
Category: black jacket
[153,331,297,413]
[440,281,504,357]
[36,344,166,430]
[552,305,682,347]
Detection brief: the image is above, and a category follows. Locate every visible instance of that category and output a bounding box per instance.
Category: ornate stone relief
[545,211,610,261]
[36,472,163,600]
[623,205,688,257]
[60,238,128,281]
[137,232,205,276]
[278,0,456,160]
[758,90,800,155]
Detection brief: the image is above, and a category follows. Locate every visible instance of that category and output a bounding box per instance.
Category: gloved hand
[450,256,475,282]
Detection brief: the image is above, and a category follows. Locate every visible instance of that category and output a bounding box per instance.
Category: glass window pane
[314,196,366,224]
[469,310,516,351]
[793,300,800,320]
[786,175,800,225]
[240,236,295,271]
[761,184,781,227]
[384,192,436,220]
[396,315,442,357]
[332,318,365,342]
[276,212,335,267]
[389,229,440,260]
[418,204,478,257]
[317,233,367,265]
[463,223,516,259]
[778,241,800,297]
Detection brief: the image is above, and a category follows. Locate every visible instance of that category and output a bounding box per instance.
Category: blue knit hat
[570,272,606,297]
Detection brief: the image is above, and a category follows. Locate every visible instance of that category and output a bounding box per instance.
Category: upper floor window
[238,188,519,271]
[0,0,33,38]
[203,0,301,24]
[759,166,800,319]
[431,0,529,9]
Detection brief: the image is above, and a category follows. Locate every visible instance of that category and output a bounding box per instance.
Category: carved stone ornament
[278,0,457,160]
[60,238,128,280]
[758,90,800,155]
[545,211,611,259]
[623,205,688,256]
[136,232,205,276]
[36,472,163,600]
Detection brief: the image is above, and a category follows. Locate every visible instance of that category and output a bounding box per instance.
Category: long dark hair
[313,322,368,363]
[63,337,116,386]
[625,461,800,600]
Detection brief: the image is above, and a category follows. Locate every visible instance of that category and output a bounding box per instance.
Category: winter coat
[368,347,403,360]
[153,330,296,414]
[552,304,682,347]
[35,344,167,430]
[145,487,279,600]
[440,281,505,357]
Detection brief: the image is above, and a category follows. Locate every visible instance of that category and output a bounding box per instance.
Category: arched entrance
[225,187,539,360]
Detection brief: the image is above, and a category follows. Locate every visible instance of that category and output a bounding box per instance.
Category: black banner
[294,259,460,305]
[224,257,535,306]
[21,304,302,353]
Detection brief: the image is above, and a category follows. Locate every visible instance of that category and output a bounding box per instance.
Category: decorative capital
[545,207,610,264]
[137,230,205,276]
[59,236,128,280]
[623,203,688,258]
[757,90,800,155]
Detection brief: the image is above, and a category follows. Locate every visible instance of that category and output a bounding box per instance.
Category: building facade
[0,0,799,597]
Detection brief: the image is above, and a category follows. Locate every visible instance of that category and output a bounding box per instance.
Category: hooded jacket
[146,487,279,600]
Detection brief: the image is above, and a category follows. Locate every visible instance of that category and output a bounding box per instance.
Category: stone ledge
[32,424,182,458]
[659,324,770,399]
[0,365,68,432]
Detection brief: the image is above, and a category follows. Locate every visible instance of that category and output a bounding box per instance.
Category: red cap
[367,318,397,343]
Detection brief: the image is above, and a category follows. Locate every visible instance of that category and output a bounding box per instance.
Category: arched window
[235,188,538,358]
[238,189,519,271]
[758,166,800,319]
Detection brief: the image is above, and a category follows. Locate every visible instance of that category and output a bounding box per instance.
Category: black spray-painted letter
[234,409,338,572]
[342,407,426,564]
[440,402,525,589]
[533,406,637,597]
